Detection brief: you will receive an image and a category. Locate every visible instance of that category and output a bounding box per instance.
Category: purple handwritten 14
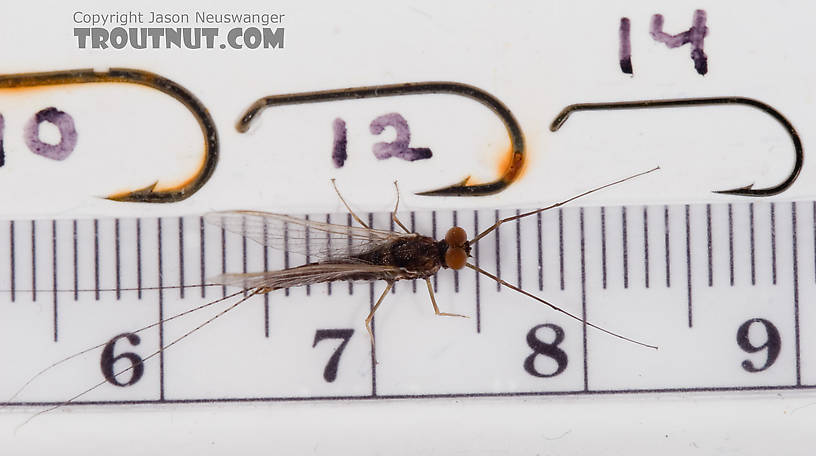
[619,9,708,75]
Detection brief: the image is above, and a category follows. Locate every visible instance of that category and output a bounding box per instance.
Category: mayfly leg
[391,181,411,234]
[425,279,467,318]
[331,178,370,229]
[331,179,412,234]
[366,281,394,347]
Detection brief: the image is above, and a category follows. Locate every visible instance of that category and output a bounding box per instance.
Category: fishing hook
[551,97,802,196]
[237,81,525,196]
[0,68,218,203]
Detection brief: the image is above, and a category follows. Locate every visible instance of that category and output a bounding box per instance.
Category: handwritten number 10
[332,113,432,168]
[0,107,78,168]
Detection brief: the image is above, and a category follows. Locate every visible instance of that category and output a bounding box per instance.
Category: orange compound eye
[445,247,467,270]
[445,226,467,247]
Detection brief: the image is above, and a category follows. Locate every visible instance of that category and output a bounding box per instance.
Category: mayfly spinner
[206,167,661,349]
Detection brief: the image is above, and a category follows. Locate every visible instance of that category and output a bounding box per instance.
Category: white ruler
[0,198,811,405]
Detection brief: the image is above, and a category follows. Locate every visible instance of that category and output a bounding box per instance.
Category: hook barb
[551,97,802,197]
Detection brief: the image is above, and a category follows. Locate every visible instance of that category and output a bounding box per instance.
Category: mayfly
[205,167,660,349]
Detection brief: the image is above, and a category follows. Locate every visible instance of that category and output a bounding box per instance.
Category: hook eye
[551,97,802,197]
[0,68,218,203]
[237,81,525,197]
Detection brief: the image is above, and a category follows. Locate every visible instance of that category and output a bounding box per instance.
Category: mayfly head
[442,226,470,270]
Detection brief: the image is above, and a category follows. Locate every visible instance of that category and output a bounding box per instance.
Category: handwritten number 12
[332,113,432,168]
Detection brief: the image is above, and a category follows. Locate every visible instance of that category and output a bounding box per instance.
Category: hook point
[712,183,757,196]
[105,181,160,202]
[415,176,475,196]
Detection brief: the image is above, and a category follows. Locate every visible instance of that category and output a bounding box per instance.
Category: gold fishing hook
[0,68,218,203]
[551,97,803,196]
[237,81,525,196]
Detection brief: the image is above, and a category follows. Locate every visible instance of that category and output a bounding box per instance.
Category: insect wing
[209,263,406,290]
[204,210,412,260]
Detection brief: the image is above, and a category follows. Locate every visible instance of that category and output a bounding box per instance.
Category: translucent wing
[204,210,412,260]
[208,263,406,290]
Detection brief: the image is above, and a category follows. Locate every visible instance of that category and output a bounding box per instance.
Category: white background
[1,0,816,454]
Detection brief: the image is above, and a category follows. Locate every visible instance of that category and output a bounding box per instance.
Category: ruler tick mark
[771,202,777,285]
[346,214,353,296]
[72,220,77,301]
[368,214,378,397]
[515,209,521,290]
[537,211,543,291]
[93,219,99,300]
[664,205,671,288]
[263,218,270,337]
[643,206,650,288]
[31,220,36,302]
[51,220,58,342]
[453,210,460,292]
[325,213,332,296]
[283,218,290,297]
[474,210,481,333]
[179,217,185,299]
[580,208,588,391]
[685,205,692,328]
[706,204,713,287]
[494,210,501,291]
[559,208,565,291]
[9,220,15,302]
[791,202,801,385]
[115,219,121,300]
[199,216,206,299]
[198,217,207,298]
[622,206,629,289]
[136,218,142,299]
[432,211,439,292]
[389,216,396,294]
[410,211,417,293]
[600,207,607,289]
[157,218,165,401]
[369,282,377,397]
[242,215,248,297]
[728,204,734,286]
[220,216,227,298]
[750,203,756,285]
